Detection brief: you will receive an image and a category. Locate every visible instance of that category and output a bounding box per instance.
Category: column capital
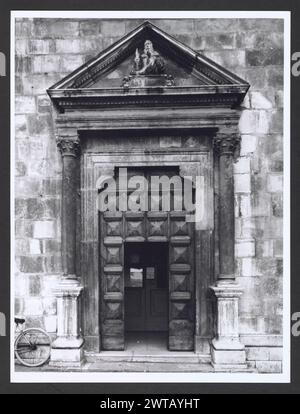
[57,137,81,157]
[213,133,240,156]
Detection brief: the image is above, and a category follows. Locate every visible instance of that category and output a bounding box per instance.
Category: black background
[0,0,299,395]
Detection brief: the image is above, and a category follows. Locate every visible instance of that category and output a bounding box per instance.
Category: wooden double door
[99,166,195,351]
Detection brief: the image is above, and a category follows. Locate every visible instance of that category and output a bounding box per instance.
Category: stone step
[85,352,211,364]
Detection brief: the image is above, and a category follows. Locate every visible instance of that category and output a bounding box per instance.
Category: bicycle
[14,317,52,367]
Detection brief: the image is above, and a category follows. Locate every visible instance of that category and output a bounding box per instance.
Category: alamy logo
[96,168,205,224]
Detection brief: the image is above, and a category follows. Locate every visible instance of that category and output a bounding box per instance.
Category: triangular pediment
[48,21,249,111]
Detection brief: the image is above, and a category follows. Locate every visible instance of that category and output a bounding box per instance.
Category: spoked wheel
[15,328,52,367]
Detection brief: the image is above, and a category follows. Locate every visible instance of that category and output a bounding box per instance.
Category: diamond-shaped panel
[106,275,121,292]
[171,302,189,319]
[105,302,122,319]
[106,247,121,264]
[172,246,189,264]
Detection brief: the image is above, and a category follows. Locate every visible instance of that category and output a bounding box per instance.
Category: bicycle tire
[15,328,52,367]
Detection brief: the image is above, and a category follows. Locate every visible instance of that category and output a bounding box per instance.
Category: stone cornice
[48,85,248,113]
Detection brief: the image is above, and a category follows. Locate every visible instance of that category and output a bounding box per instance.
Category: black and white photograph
[10,10,290,383]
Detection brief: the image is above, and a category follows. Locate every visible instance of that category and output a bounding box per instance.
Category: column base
[49,337,84,368]
[211,338,247,368]
[210,282,247,369]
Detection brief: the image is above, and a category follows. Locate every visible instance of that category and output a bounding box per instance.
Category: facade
[14,18,284,373]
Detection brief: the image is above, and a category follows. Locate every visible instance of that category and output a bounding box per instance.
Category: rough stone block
[32,55,61,73]
[15,39,28,55]
[239,110,270,135]
[234,157,250,174]
[256,360,282,373]
[15,56,32,74]
[29,274,42,296]
[275,90,284,108]
[159,136,182,148]
[79,20,101,36]
[239,19,284,32]
[42,296,57,315]
[33,220,55,239]
[246,346,269,361]
[42,199,60,219]
[19,256,43,273]
[240,135,257,155]
[241,258,261,277]
[151,19,194,35]
[15,219,33,238]
[42,276,60,296]
[205,50,246,69]
[44,256,62,273]
[271,194,283,217]
[267,67,283,87]
[34,19,79,38]
[15,96,36,114]
[15,115,28,138]
[101,20,126,36]
[15,297,25,315]
[246,49,283,66]
[274,239,283,258]
[235,239,255,257]
[15,238,29,255]
[268,347,283,361]
[15,161,27,177]
[29,239,42,254]
[250,91,273,109]
[23,73,64,96]
[27,113,52,135]
[236,32,283,50]
[60,55,85,73]
[24,297,43,315]
[234,173,251,193]
[238,194,251,218]
[251,191,271,217]
[194,18,238,33]
[44,315,57,333]
[15,20,33,38]
[29,39,56,54]
[15,274,27,297]
[42,240,61,254]
[203,34,236,50]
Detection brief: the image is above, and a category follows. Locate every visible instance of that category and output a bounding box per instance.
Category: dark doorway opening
[124,242,169,348]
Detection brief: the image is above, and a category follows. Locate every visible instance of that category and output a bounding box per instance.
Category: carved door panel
[169,212,195,351]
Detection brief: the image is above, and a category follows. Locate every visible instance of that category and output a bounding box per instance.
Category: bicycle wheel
[15,328,51,367]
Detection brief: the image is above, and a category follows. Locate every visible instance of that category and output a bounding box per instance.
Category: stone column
[50,137,84,367]
[210,133,247,370]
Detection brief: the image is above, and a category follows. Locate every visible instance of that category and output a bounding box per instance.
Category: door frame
[81,143,214,352]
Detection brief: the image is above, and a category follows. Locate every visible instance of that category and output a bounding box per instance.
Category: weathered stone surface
[256,360,282,373]
[235,239,255,258]
[14,18,284,365]
[246,49,283,66]
[33,19,80,38]
[33,220,56,239]
[19,256,43,273]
